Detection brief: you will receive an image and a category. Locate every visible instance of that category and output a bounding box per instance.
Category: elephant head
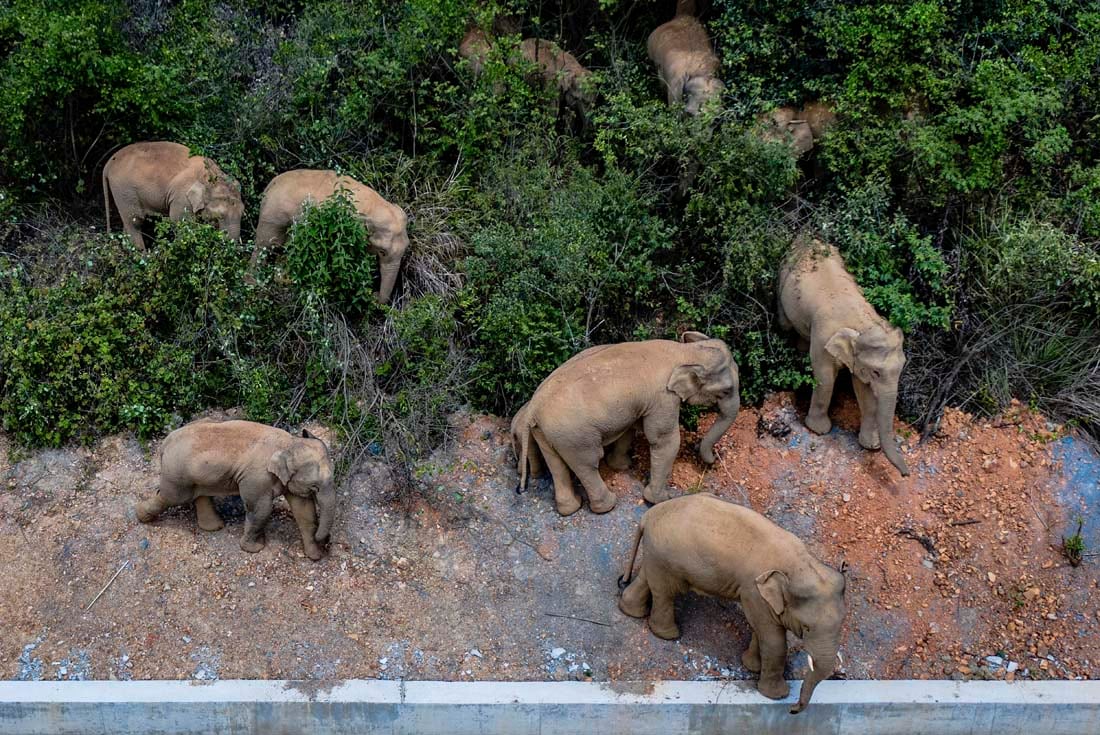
[268,429,336,543]
[825,324,909,476]
[668,331,741,464]
[184,163,244,240]
[370,206,409,304]
[761,106,814,156]
[683,75,724,116]
[755,562,846,713]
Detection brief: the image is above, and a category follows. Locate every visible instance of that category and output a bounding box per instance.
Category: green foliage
[284,189,378,318]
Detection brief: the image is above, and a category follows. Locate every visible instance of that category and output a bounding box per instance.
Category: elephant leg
[194,496,224,532]
[120,212,146,250]
[250,221,286,269]
[646,570,681,640]
[642,415,680,505]
[533,429,582,516]
[618,565,652,618]
[742,632,762,673]
[135,492,173,523]
[851,378,881,449]
[756,625,791,700]
[287,493,324,561]
[565,444,617,514]
[805,360,837,435]
[605,430,633,471]
[239,489,273,553]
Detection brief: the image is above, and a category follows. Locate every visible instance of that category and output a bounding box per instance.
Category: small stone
[1006,661,1018,673]
[182,636,191,644]
[842,494,851,503]
[470,648,483,659]
[922,559,934,569]
[987,572,996,584]
[985,655,1004,668]
[248,582,255,588]
[550,648,566,659]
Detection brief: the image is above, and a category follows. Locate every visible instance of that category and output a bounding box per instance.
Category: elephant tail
[102,166,112,234]
[617,517,645,590]
[516,420,533,494]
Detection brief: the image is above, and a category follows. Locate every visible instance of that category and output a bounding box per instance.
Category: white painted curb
[1,679,1098,734]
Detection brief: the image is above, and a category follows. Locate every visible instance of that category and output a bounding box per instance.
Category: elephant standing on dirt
[513,332,740,515]
[647,13,724,115]
[250,169,410,304]
[618,493,846,713]
[103,141,243,249]
[778,237,910,476]
[136,420,337,560]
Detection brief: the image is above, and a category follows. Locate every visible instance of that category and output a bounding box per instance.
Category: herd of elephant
[133,229,908,712]
[103,0,911,714]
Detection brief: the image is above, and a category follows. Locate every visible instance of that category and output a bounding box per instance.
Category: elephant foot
[858,428,881,450]
[135,499,162,524]
[741,647,761,673]
[648,619,681,640]
[618,588,650,619]
[240,535,266,553]
[804,413,832,436]
[588,492,617,514]
[195,502,225,532]
[757,675,790,700]
[643,484,674,505]
[556,494,583,516]
[302,542,324,561]
[606,454,631,471]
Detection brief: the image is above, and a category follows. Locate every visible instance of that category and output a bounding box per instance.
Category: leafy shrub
[284,189,378,319]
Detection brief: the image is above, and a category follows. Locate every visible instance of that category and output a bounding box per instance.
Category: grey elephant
[249,169,409,304]
[513,332,740,515]
[619,493,846,713]
[647,13,724,115]
[778,237,910,476]
[135,420,336,560]
[102,141,243,249]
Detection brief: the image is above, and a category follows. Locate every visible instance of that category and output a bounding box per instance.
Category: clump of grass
[1062,516,1086,568]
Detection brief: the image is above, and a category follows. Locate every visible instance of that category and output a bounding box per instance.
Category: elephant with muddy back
[618,493,846,713]
[103,141,243,248]
[250,169,410,304]
[135,420,337,560]
[778,237,910,476]
[513,332,740,515]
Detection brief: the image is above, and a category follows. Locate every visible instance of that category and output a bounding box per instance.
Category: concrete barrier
[1,679,1099,734]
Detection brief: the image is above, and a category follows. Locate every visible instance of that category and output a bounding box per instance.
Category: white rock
[550,647,566,659]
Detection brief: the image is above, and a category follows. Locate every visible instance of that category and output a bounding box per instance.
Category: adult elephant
[103,142,243,248]
[778,237,910,476]
[250,170,410,304]
[513,332,740,515]
[647,13,724,115]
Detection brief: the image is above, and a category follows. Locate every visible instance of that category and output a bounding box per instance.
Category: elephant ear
[824,328,860,370]
[267,449,292,486]
[680,331,710,344]
[301,428,316,440]
[184,181,206,214]
[667,364,704,400]
[755,569,790,616]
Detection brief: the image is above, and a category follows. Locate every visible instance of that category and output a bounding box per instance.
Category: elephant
[102,141,243,249]
[516,38,596,122]
[647,13,724,116]
[513,332,740,515]
[778,237,910,476]
[758,101,836,157]
[135,420,337,560]
[250,169,409,304]
[459,26,493,76]
[618,493,846,713]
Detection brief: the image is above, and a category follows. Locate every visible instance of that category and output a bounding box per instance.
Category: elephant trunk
[377,253,403,304]
[314,486,335,543]
[699,391,739,464]
[223,214,241,242]
[791,641,838,714]
[876,391,909,476]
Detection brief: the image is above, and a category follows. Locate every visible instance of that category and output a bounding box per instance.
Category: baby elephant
[619,493,846,713]
[778,237,909,476]
[514,332,739,515]
[647,14,724,115]
[136,420,336,560]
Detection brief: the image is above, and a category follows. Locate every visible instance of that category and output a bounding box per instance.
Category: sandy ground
[2,390,1098,685]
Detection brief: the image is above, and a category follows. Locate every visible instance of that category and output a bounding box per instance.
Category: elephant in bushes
[618,493,846,713]
[250,169,410,304]
[647,13,724,115]
[778,237,910,476]
[513,333,740,515]
[103,141,243,249]
[136,420,336,561]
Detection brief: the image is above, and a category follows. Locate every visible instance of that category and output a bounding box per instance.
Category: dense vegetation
[1,0,1097,467]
